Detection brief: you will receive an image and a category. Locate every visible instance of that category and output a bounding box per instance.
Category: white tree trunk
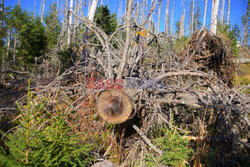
[170,0,175,35]
[88,0,99,21]
[203,0,207,27]
[211,0,220,34]
[157,0,162,34]
[165,0,169,34]
[73,0,79,44]
[13,31,17,62]
[67,0,74,46]
[180,0,185,37]
[220,0,225,23]
[190,0,195,34]
[41,0,45,23]
[227,0,230,25]
[6,29,11,59]
[149,0,153,32]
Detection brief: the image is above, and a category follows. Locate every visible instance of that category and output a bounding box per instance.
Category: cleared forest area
[0,0,249,166]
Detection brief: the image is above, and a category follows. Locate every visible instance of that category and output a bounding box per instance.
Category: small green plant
[155,125,194,167]
[0,79,95,166]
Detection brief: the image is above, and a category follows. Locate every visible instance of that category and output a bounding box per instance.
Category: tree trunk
[190,0,195,34]
[149,0,153,32]
[165,0,169,34]
[33,0,36,18]
[63,0,68,31]
[88,0,99,21]
[170,0,175,35]
[227,0,230,25]
[6,29,11,59]
[96,90,133,124]
[67,0,74,46]
[41,0,45,23]
[13,31,17,62]
[180,0,185,37]
[117,0,133,79]
[243,0,249,45]
[157,0,162,34]
[73,0,79,44]
[220,0,225,23]
[203,0,207,27]
[211,0,220,34]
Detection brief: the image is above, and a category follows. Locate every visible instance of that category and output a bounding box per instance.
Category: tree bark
[210,0,220,34]
[220,0,225,23]
[227,0,230,25]
[157,0,162,34]
[117,0,133,79]
[203,0,207,27]
[165,0,169,34]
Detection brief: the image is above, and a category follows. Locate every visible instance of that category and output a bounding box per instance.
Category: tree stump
[96,89,133,124]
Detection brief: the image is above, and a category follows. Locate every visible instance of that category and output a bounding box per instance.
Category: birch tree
[165,0,169,34]
[227,0,230,25]
[190,0,195,34]
[203,0,207,27]
[170,0,175,35]
[41,0,45,23]
[180,0,186,37]
[210,0,220,34]
[157,0,162,34]
[67,0,74,46]
[220,0,225,23]
[88,0,99,21]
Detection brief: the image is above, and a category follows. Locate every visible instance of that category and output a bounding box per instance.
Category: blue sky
[4,0,248,38]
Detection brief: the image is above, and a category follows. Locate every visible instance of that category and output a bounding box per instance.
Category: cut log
[96,89,133,124]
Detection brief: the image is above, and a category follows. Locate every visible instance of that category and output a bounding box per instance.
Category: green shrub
[155,125,194,166]
[0,79,95,166]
